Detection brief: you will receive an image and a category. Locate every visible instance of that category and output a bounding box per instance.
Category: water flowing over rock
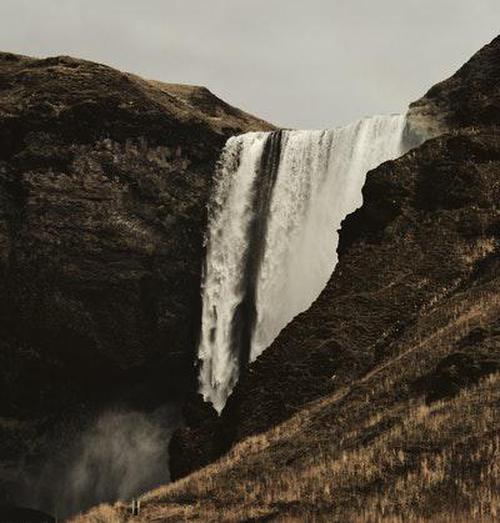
[198,115,407,412]
[169,36,500,486]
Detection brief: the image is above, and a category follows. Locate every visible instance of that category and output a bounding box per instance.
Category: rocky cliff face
[404,35,500,142]
[0,52,273,418]
[0,52,273,508]
[170,35,500,480]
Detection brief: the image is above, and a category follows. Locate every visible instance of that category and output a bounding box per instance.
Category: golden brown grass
[74,375,499,522]
[73,287,500,522]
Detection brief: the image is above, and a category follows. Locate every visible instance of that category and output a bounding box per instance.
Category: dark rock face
[404,35,500,143]
[170,35,500,480]
[0,52,274,508]
[0,505,54,523]
[0,52,273,418]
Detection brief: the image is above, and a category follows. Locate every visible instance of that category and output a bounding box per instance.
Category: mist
[8,404,180,518]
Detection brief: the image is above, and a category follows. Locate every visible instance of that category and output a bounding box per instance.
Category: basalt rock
[404,35,500,144]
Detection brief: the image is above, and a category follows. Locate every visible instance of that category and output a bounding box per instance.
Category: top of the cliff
[407,34,500,138]
[0,51,275,156]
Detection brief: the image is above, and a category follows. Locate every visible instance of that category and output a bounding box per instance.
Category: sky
[0,0,498,129]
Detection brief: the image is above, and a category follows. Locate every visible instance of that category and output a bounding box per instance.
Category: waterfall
[198,114,407,413]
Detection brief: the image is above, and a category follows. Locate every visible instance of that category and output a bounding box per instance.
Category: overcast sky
[0,1,498,128]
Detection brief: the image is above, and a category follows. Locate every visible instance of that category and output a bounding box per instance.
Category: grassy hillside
[76,275,499,521]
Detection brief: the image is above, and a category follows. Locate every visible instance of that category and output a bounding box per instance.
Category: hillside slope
[0,52,273,417]
[81,309,500,521]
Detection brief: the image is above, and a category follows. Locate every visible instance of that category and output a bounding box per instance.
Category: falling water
[199,114,408,413]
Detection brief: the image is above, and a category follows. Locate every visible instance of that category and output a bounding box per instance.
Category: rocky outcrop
[170,35,500,480]
[404,35,500,144]
[0,52,273,419]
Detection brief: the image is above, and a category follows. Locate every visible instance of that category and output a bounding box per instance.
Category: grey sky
[0,0,498,128]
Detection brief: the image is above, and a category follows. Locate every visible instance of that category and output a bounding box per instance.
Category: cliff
[0,52,273,416]
[168,35,500,487]
[0,52,273,506]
